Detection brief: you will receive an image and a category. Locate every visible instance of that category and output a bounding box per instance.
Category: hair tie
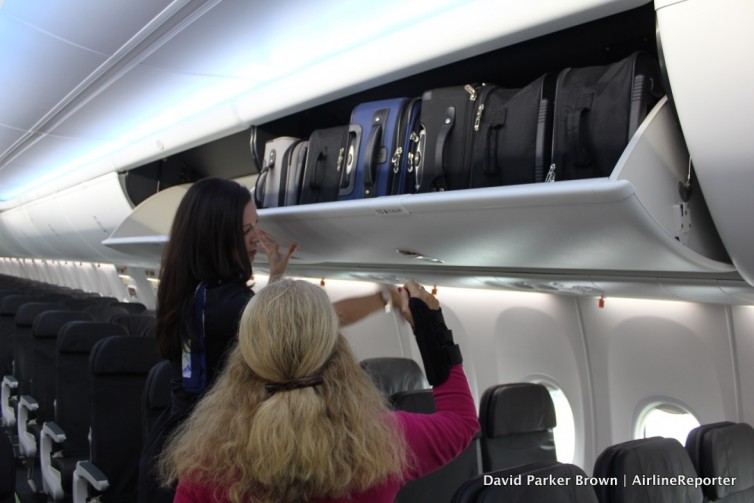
[265,375,324,395]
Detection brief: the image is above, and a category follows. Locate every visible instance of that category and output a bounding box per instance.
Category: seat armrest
[1,375,18,427]
[72,460,109,503]
[42,421,67,443]
[17,394,40,457]
[40,421,68,500]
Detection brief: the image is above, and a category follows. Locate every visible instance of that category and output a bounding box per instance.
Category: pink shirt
[174,365,479,503]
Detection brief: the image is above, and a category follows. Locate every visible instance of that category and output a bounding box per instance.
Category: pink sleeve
[174,481,208,502]
[395,364,480,479]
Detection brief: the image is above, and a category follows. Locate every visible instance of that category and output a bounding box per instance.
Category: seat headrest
[482,383,556,438]
[697,423,754,499]
[32,310,94,338]
[90,335,161,375]
[0,295,35,315]
[110,313,156,337]
[360,357,429,397]
[594,437,703,503]
[14,302,65,326]
[58,321,130,353]
[83,304,129,322]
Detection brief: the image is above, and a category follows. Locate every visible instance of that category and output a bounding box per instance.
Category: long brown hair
[155,177,252,361]
[160,279,410,502]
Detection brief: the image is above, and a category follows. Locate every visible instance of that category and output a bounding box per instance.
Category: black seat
[0,294,35,378]
[110,313,156,337]
[141,360,179,442]
[110,302,147,314]
[40,321,129,501]
[360,357,429,397]
[62,297,118,311]
[392,389,482,503]
[19,310,94,462]
[593,436,703,503]
[453,461,597,503]
[82,304,129,322]
[72,335,161,503]
[685,422,754,502]
[479,382,557,472]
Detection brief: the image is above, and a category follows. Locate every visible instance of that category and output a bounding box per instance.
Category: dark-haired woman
[138,177,399,502]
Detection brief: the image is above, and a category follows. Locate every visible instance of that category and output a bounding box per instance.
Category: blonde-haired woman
[161,279,479,502]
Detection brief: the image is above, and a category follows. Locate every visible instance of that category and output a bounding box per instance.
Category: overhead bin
[251,98,732,277]
[103,97,735,288]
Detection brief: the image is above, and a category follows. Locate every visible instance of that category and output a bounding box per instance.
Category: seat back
[360,357,429,397]
[479,382,557,472]
[110,302,147,314]
[62,297,117,311]
[393,389,482,503]
[685,422,754,502]
[88,335,161,500]
[593,436,702,503]
[13,302,66,394]
[0,294,35,377]
[82,305,129,322]
[142,360,179,442]
[453,461,597,503]
[30,310,94,422]
[110,313,156,337]
[56,322,129,458]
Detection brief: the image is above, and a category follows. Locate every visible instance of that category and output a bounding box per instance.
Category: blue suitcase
[339,98,419,200]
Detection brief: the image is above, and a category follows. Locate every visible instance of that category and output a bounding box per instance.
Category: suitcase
[415,84,482,192]
[468,74,556,188]
[282,140,309,206]
[340,97,420,199]
[390,98,422,195]
[253,136,300,209]
[299,126,352,205]
[547,51,663,181]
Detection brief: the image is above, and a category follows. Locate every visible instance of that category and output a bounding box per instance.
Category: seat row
[361,357,754,503]
[0,275,156,502]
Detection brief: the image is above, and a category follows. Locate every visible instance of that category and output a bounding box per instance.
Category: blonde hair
[160,279,409,502]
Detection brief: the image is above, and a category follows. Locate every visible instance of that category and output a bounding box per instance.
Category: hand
[399,280,440,328]
[257,229,298,282]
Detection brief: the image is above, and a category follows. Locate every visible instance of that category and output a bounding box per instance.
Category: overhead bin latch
[673,202,691,244]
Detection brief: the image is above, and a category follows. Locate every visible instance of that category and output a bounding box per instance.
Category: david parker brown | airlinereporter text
[483,473,738,488]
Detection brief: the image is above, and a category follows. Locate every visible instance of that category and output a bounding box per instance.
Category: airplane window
[636,403,700,444]
[530,379,575,463]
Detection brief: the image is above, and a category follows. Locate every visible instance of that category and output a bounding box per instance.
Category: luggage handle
[432,106,455,190]
[254,169,268,208]
[482,108,506,176]
[308,151,326,191]
[566,93,594,168]
[364,109,388,197]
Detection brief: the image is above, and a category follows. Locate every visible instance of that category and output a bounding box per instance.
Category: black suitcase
[415,84,481,192]
[390,98,422,195]
[299,126,351,205]
[548,51,663,181]
[253,136,300,209]
[282,140,309,206]
[468,74,556,188]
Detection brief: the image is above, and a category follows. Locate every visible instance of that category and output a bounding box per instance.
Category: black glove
[408,297,462,386]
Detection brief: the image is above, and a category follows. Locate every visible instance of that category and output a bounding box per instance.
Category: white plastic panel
[656,0,754,286]
[0,172,135,263]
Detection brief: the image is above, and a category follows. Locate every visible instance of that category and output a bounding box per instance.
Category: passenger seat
[478,382,557,472]
[592,436,703,502]
[685,421,754,502]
